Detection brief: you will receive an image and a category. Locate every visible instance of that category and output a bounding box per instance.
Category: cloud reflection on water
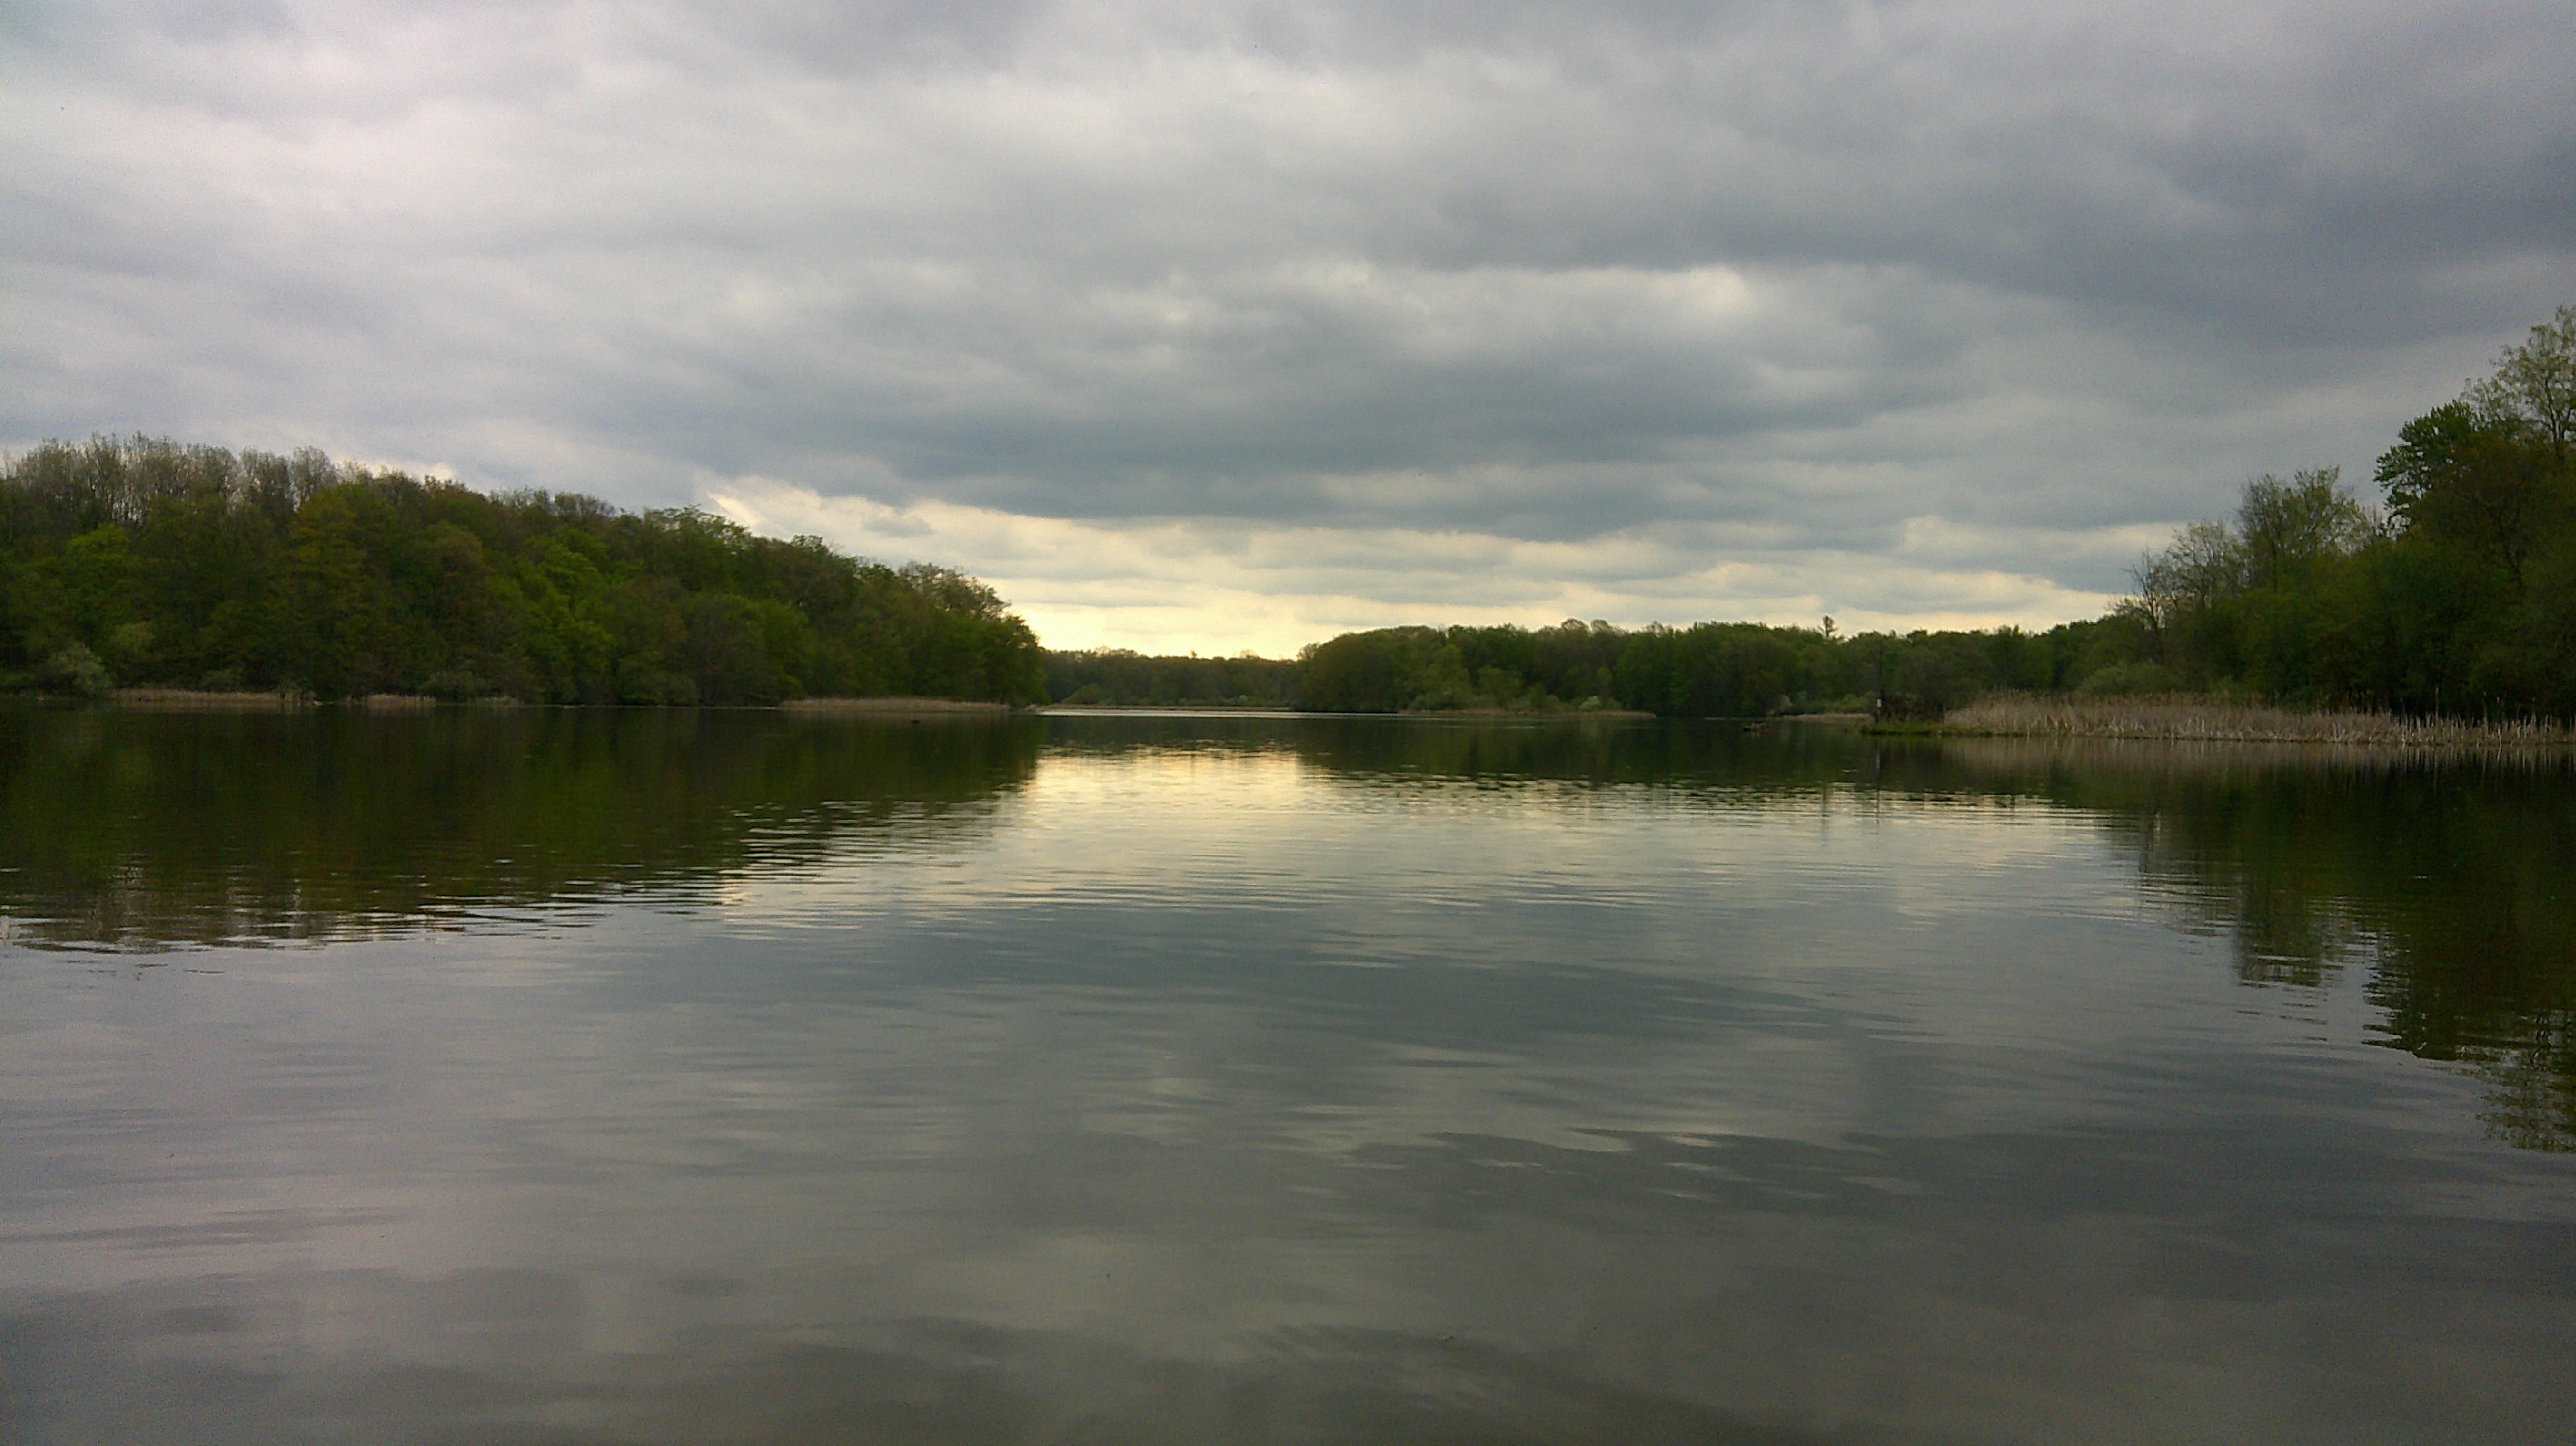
[4,712,2575,1442]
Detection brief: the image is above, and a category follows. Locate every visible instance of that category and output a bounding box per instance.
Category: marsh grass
[1945,693,2576,750]
[109,688,310,712]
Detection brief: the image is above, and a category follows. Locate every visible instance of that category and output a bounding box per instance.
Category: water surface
[3,709,2571,1444]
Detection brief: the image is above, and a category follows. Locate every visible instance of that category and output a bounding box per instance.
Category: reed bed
[108,688,310,712]
[1931,734,2576,782]
[1945,693,2576,748]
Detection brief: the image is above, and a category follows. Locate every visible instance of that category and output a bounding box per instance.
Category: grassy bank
[1926,694,2576,748]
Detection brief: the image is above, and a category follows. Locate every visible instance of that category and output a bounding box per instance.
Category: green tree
[1299,630,1416,712]
[2236,469,2373,592]
[2375,402,2561,590]
[2468,303,2576,464]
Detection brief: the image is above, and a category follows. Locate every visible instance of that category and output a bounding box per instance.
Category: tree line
[1049,304,2576,720]
[16,304,2566,717]
[1,438,1046,705]
[1044,648,1302,708]
[1047,615,2130,717]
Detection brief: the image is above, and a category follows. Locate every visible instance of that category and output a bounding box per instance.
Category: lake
[3,707,2572,1444]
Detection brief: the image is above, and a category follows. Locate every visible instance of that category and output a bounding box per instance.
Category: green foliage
[1282,616,2094,719]
[1042,648,1301,706]
[2074,305,2576,717]
[1304,628,1436,711]
[1293,622,1640,713]
[2466,302,2576,463]
[0,437,1046,705]
[2376,403,2563,588]
[39,643,111,697]
[2236,469,2375,591]
[1617,623,1803,717]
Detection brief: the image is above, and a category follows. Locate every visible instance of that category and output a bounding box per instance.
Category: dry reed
[108,688,309,712]
[1945,693,2576,748]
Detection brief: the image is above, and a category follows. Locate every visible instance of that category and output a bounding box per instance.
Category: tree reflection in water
[4,708,2569,1148]
[0,707,1042,950]
[1912,736,2576,1151]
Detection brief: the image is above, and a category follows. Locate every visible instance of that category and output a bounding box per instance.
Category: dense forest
[1051,304,2576,720]
[0,439,1046,705]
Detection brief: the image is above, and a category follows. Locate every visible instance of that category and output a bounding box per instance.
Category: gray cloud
[4,0,2572,644]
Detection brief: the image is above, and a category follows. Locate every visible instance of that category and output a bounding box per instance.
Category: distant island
[8,304,2568,724]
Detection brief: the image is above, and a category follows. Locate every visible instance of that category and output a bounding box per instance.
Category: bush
[40,643,111,697]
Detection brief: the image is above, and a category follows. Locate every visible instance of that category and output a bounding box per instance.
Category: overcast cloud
[6,0,2571,651]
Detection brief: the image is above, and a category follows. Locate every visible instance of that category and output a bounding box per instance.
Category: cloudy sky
[6,1,2571,652]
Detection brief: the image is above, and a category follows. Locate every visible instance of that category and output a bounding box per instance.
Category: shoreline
[1036,703,1659,720]
[780,697,1013,715]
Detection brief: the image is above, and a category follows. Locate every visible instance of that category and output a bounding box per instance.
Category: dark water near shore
[4,708,2572,1445]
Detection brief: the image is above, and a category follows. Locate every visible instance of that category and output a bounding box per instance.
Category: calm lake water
[3,708,2572,1445]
